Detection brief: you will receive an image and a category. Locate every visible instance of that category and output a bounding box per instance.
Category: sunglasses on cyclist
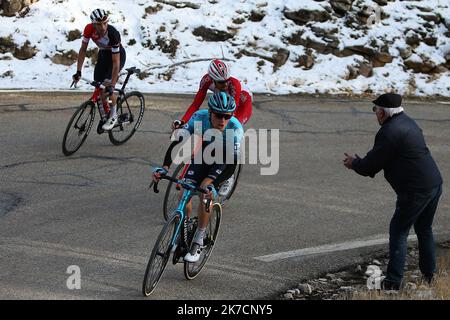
[372,105,378,112]
[212,112,232,120]
[214,80,227,85]
[94,16,108,23]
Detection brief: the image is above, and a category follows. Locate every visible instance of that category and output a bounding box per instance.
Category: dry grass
[351,249,449,300]
[433,251,450,300]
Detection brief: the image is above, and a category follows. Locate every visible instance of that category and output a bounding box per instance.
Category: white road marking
[254,234,418,262]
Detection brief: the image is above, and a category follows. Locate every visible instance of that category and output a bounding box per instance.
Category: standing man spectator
[343,93,443,290]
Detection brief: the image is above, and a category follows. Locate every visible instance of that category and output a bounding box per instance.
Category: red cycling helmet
[208,59,230,82]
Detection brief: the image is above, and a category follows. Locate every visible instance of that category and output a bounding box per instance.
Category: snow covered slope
[0,0,449,96]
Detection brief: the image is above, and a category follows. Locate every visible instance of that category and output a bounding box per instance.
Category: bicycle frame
[82,69,134,117]
[170,188,197,251]
[153,176,209,253]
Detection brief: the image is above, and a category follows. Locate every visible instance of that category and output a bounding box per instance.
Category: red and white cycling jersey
[82,24,122,54]
[181,74,253,125]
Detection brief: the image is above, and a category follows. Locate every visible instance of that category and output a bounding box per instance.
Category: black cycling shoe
[119,113,130,124]
[97,118,107,134]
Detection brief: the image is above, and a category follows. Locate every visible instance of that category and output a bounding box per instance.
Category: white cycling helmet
[90,8,108,23]
[208,59,230,82]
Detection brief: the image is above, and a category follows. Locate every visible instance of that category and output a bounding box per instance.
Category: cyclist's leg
[235,91,252,125]
[183,163,211,262]
[94,50,111,115]
[108,48,126,108]
[182,163,208,220]
[214,163,236,187]
[197,163,227,230]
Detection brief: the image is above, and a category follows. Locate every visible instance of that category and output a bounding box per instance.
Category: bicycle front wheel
[62,101,95,156]
[184,203,222,280]
[108,91,145,145]
[163,162,187,221]
[142,213,179,297]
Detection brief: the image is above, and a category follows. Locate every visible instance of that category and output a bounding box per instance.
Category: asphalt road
[0,91,449,300]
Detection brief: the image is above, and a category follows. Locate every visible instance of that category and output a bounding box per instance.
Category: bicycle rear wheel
[108,91,145,145]
[142,213,179,296]
[184,203,222,280]
[62,101,95,156]
[163,162,188,221]
[219,164,243,205]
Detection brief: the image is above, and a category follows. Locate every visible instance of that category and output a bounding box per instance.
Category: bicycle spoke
[62,102,95,156]
[142,214,178,296]
[184,203,221,280]
[108,92,144,145]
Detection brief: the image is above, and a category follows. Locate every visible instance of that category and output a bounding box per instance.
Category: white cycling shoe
[102,116,118,131]
[218,175,235,197]
[184,243,202,263]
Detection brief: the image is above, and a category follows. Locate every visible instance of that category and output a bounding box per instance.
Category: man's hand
[152,166,168,182]
[106,85,115,96]
[171,119,185,131]
[343,153,360,169]
[203,184,217,201]
[72,71,81,83]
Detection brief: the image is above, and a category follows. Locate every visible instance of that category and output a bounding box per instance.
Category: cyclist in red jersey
[72,9,126,132]
[172,59,253,130]
[171,59,253,197]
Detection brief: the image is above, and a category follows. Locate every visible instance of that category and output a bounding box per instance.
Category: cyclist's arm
[163,123,193,167]
[162,140,181,168]
[109,27,122,88]
[230,77,242,108]
[111,52,120,88]
[76,41,88,74]
[181,75,210,123]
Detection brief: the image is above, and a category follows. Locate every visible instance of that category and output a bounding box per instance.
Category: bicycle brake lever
[153,180,160,193]
[203,198,211,213]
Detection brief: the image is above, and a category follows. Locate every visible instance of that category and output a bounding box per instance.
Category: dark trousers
[385,184,442,285]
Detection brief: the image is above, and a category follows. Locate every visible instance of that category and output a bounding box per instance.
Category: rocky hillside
[0,0,449,96]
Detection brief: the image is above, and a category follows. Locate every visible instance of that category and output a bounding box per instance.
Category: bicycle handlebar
[149,175,211,212]
[71,77,122,95]
[70,66,139,90]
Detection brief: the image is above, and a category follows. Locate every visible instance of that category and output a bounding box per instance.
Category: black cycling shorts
[184,163,237,190]
[94,47,126,82]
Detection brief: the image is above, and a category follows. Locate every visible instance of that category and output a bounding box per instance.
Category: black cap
[372,93,402,108]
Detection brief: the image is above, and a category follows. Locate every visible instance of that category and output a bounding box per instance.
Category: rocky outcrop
[249,10,265,22]
[239,48,290,71]
[13,40,37,60]
[0,36,16,54]
[156,36,179,57]
[154,0,199,10]
[192,26,234,42]
[66,29,81,42]
[346,60,373,79]
[295,50,315,70]
[330,0,354,17]
[1,0,38,17]
[283,8,331,26]
[51,50,77,66]
[404,55,437,73]
[86,48,98,65]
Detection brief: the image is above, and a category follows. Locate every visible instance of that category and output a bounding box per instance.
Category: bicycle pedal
[97,119,106,134]
[119,113,130,124]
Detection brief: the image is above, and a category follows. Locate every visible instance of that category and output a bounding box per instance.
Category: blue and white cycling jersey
[185,110,244,161]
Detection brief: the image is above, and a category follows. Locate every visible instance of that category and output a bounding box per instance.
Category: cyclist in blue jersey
[152,92,243,263]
